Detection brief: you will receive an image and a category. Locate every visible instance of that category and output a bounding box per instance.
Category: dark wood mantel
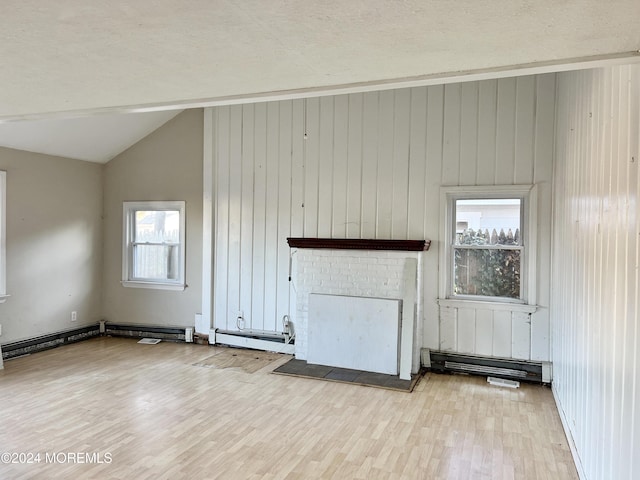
[286,238,431,251]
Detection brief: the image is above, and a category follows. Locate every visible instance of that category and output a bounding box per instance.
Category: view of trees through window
[453,199,522,299]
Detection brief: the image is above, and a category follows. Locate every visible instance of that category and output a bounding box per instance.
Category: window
[122,201,186,290]
[440,185,537,306]
[0,171,6,303]
[454,198,522,299]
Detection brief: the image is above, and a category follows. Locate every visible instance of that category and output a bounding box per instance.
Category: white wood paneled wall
[210,74,555,359]
[439,307,534,360]
[552,65,640,480]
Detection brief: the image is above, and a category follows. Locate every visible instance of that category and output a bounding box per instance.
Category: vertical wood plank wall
[210,74,555,359]
[552,65,640,480]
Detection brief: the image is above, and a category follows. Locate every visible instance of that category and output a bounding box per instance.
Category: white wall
[209,74,556,360]
[102,110,203,327]
[552,65,640,479]
[0,147,103,344]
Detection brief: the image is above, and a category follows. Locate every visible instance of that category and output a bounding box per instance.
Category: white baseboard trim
[552,385,586,480]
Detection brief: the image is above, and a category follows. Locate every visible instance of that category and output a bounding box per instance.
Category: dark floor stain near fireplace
[272,358,422,392]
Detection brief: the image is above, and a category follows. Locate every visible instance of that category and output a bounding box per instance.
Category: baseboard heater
[429,351,543,383]
[1,324,101,361]
[103,323,192,342]
[214,329,295,355]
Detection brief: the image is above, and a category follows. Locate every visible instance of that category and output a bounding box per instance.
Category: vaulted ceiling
[1,0,639,162]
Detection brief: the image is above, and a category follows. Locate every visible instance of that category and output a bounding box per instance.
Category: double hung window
[441,185,536,305]
[454,198,522,300]
[122,201,186,290]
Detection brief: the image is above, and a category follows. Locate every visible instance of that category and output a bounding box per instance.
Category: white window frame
[0,171,7,303]
[438,185,537,313]
[122,200,186,291]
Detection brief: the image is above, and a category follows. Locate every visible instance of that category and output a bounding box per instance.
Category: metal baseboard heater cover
[214,329,296,355]
[103,323,189,342]
[429,351,543,383]
[1,325,101,360]
[1,323,195,361]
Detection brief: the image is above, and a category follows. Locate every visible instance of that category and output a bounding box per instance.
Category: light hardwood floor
[0,337,577,480]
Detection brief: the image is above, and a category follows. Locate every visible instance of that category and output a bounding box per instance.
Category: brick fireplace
[287,238,430,379]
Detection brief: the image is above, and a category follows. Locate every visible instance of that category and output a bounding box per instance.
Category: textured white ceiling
[0,0,639,162]
[1,0,639,119]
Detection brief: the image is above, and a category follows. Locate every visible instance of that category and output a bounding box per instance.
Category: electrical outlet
[71,311,77,322]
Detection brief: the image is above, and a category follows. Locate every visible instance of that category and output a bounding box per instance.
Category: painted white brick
[360,257,378,264]
[293,249,420,359]
[368,265,387,273]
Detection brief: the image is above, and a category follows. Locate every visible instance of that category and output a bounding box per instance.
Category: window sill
[0,294,9,304]
[437,298,537,313]
[121,281,186,291]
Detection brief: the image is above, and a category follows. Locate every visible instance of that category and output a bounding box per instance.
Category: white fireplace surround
[291,248,423,379]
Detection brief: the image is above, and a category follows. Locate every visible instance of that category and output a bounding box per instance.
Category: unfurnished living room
[1,2,639,479]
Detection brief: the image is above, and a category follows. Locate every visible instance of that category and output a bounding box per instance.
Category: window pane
[454,248,521,299]
[455,199,521,246]
[133,245,180,280]
[134,210,180,243]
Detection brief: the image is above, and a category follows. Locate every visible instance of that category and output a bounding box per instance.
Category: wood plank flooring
[0,337,577,479]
